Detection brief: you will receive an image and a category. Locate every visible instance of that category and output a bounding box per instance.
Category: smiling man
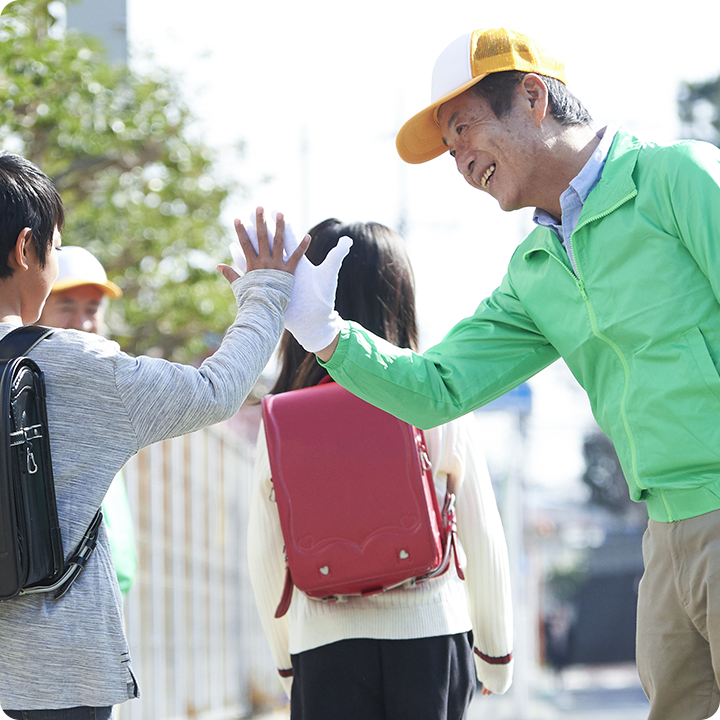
[282,27,720,720]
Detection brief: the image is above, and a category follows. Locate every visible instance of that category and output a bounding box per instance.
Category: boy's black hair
[0,152,64,279]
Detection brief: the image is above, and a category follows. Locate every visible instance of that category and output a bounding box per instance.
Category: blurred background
[2,0,720,718]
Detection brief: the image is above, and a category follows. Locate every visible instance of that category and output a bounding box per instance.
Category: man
[38,246,136,596]
[282,27,720,720]
[38,245,121,334]
[0,151,311,719]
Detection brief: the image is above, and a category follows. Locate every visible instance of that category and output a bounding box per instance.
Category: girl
[248,219,513,720]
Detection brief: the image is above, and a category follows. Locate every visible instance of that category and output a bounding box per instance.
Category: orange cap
[52,246,122,298]
[396,28,566,164]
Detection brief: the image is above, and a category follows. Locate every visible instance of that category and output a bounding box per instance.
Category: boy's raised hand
[217,207,309,284]
[220,207,352,353]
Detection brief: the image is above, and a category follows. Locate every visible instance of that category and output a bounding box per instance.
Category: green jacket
[323,128,720,523]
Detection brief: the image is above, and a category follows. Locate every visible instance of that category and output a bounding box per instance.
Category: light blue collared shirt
[533,126,618,273]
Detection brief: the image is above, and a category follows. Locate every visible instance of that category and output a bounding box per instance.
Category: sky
[37,0,720,496]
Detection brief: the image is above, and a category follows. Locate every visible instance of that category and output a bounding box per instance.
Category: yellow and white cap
[396,28,566,164]
[52,246,123,298]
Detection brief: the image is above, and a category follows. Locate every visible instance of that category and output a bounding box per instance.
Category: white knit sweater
[248,411,514,696]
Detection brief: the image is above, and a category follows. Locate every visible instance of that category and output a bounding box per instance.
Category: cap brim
[52,278,123,299]
[396,74,488,164]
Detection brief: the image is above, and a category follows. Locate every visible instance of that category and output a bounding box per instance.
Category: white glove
[230,213,352,352]
[283,228,352,353]
[229,240,248,275]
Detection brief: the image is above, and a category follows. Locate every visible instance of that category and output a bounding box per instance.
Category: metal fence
[116,413,281,720]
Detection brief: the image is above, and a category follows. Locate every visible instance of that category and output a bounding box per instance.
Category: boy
[0,151,308,718]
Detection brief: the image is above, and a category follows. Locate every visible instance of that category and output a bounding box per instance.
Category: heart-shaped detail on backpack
[319,566,329,575]
[399,550,409,559]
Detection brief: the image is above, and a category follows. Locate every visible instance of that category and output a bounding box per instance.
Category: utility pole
[65,0,127,64]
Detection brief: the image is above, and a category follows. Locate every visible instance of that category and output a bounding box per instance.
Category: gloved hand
[230,213,352,352]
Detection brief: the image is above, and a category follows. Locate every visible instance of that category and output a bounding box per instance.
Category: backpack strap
[0,325,54,359]
[444,473,465,580]
[21,509,104,599]
[422,490,464,583]
[274,565,294,619]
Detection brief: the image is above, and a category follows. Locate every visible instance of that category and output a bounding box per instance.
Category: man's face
[39,284,106,334]
[438,86,545,213]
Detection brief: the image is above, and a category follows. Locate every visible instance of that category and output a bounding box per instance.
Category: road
[468,664,650,719]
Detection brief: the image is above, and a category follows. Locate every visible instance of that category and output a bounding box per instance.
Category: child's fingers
[217,263,241,284]
[233,218,258,259]
[285,234,312,274]
[255,207,272,256]
[273,212,286,260]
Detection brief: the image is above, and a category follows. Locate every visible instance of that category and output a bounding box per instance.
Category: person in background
[248,219,513,720]
[38,245,136,595]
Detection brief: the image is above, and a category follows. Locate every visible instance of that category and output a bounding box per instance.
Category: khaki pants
[638,509,720,719]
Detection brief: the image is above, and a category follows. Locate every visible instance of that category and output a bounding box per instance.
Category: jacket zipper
[535,246,644,495]
[574,275,643,493]
[569,192,646,497]
[529,188,649,502]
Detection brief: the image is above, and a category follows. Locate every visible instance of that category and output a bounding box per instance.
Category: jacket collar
[523,127,642,257]
[577,127,641,228]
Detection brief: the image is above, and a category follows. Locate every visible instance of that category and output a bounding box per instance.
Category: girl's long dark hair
[270,218,418,394]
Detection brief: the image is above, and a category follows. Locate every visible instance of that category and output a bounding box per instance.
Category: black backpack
[0,325,102,601]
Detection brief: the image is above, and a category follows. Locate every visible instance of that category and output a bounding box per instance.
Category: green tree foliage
[679,75,720,148]
[0,0,241,361]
